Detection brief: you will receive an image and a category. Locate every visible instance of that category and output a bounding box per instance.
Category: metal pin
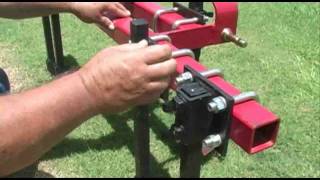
[221,28,248,48]
[172,17,199,30]
[153,7,179,32]
[149,34,172,43]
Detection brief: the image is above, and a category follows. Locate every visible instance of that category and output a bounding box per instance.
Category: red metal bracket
[99,2,280,154]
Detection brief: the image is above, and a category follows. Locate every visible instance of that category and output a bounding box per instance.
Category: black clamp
[165,65,234,156]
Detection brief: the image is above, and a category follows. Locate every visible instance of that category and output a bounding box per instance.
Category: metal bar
[172,17,199,30]
[180,144,202,178]
[188,2,205,62]
[131,19,150,178]
[152,7,178,32]
[50,14,64,71]
[42,16,55,65]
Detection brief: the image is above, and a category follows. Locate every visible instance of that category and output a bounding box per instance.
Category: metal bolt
[175,72,193,85]
[207,96,227,113]
[207,91,258,113]
[202,134,222,156]
[221,28,248,48]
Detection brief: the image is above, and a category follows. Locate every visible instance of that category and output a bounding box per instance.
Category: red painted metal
[99,2,280,154]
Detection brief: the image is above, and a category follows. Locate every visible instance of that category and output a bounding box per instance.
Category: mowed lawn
[0,2,319,178]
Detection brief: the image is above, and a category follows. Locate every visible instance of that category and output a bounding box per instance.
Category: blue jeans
[0,68,10,94]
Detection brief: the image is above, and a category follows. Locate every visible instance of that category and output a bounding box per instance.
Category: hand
[70,2,131,30]
[78,40,177,113]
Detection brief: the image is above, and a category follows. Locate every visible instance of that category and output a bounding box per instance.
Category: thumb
[117,39,148,51]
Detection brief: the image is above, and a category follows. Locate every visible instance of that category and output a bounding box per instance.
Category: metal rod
[201,69,224,78]
[172,49,195,59]
[51,14,64,70]
[149,34,172,43]
[42,16,55,66]
[152,7,179,32]
[180,143,202,178]
[175,68,223,85]
[234,91,258,104]
[172,17,199,30]
[131,19,150,178]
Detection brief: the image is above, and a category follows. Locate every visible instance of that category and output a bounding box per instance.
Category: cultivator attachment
[42,2,280,178]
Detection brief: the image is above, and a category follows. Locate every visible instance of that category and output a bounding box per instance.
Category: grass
[0,2,319,178]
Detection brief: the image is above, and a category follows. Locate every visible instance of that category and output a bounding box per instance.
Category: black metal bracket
[165,65,234,177]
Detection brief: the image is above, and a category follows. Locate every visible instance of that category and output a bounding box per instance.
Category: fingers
[104,3,131,17]
[100,16,114,30]
[146,59,177,81]
[137,44,172,65]
[115,40,148,51]
[147,78,171,92]
[114,3,131,16]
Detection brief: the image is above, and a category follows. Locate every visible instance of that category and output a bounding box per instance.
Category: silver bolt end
[238,39,248,48]
[202,134,222,156]
[175,72,193,85]
[207,96,227,113]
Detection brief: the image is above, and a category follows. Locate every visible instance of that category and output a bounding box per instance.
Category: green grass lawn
[0,2,319,178]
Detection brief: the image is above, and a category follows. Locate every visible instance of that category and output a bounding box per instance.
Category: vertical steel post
[131,19,150,178]
[42,14,64,75]
[180,144,202,178]
[189,2,204,61]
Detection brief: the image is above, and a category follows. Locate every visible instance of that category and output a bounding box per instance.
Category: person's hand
[78,40,177,113]
[70,2,131,30]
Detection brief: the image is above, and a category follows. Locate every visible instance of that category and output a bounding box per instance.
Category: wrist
[67,2,80,15]
[69,70,101,115]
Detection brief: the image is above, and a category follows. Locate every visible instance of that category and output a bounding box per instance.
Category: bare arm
[0,41,176,176]
[0,2,73,19]
[0,2,130,30]
[0,71,97,176]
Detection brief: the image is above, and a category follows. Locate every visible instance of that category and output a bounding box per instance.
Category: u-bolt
[172,49,195,59]
[207,91,259,113]
[149,34,172,43]
[172,17,199,30]
[175,68,224,86]
[152,7,179,32]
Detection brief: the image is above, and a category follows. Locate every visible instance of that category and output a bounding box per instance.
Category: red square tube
[99,2,280,154]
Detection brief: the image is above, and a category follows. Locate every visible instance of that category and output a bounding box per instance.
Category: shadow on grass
[46,54,80,76]
[42,103,224,177]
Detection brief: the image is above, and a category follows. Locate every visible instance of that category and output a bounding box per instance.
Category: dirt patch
[0,44,33,93]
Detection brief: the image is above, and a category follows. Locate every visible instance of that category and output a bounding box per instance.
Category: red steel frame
[99,2,280,154]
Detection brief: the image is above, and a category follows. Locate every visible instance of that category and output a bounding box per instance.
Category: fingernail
[108,24,115,30]
[126,10,131,16]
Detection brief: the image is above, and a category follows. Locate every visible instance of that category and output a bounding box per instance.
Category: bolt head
[175,72,193,85]
[207,96,227,113]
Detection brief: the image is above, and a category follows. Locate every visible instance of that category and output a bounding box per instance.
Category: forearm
[0,71,98,176]
[0,2,75,19]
